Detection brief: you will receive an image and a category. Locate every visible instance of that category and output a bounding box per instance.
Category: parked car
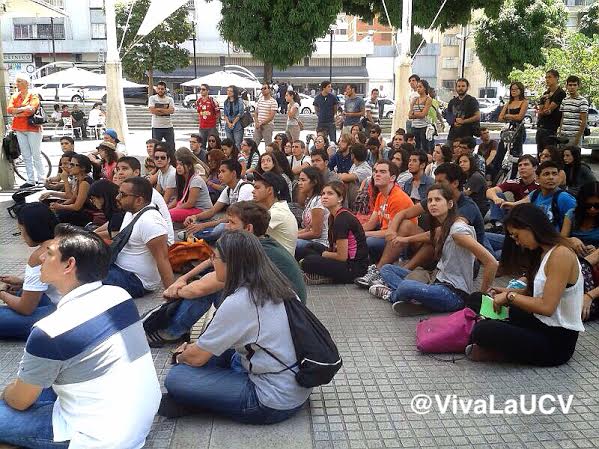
[123,86,149,105]
[183,90,256,112]
[31,83,84,102]
[587,107,598,127]
[379,98,395,118]
[299,93,315,114]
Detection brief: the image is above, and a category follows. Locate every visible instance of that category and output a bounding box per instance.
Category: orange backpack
[168,239,213,272]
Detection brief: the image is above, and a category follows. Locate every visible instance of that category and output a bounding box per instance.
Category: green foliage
[509,33,599,105]
[580,2,599,38]
[116,0,192,85]
[474,0,567,83]
[341,0,503,31]
[217,0,342,81]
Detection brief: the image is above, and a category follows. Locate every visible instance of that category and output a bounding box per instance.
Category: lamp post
[456,26,470,79]
[329,24,337,83]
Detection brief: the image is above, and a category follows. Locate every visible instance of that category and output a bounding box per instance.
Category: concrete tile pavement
[1,208,599,448]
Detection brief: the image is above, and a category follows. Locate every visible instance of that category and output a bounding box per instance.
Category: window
[442,57,459,69]
[14,24,34,39]
[443,34,459,46]
[442,80,455,89]
[90,8,106,39]
[37,23,65,39]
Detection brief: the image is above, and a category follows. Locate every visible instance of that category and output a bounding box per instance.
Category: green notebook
[480,294,509,320]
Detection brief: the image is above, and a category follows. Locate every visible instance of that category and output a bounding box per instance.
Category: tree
[474,0,567,83]
[217,0,342,82]
[510,32,599,105]
[116,0,193,93]
[580,2,599,38]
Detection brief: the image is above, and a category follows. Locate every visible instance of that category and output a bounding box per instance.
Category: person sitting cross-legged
[146,201,306,348]
[0,203,60,340]
[103,176,174,298]
[158,230,312,424]
[0,225,160,449]
[370,183,498,316]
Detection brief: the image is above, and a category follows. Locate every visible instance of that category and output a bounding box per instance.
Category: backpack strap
[551,189,564,227]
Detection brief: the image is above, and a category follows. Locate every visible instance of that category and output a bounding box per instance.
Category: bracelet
[507,291,516,305]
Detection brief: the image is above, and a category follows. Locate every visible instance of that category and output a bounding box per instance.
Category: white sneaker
[368,284,392,301]
[354,265,380,288]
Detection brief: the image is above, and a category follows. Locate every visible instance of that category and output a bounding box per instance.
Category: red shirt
[197,97,219,129]
[498,178,539,201]
[373,185,415,230]
[8,91,41,132]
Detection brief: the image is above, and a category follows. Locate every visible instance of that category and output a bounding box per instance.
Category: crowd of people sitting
[0,72,596,448]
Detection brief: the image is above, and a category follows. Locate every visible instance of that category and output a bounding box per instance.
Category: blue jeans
[380,265,465,312]
[152,127,175,151]
[366,237,386,264]
[486,232,505,260]
[103,264,148,298]
[16,130,44,183]
[225,123,244,148]
[0,293,56,340]
[489,192,507,223]
[193,222,226,244]
[166,291,222,338]
[164,350,303,424]
[0,388,69,449]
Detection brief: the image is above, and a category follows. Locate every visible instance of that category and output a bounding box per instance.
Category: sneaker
[355,264,381,288]
[391,300,429,316]
[19,182,35,189]
[146,330,190,349]
[157,393,196,418]
[303,272,334,285]
[368,284,392,301]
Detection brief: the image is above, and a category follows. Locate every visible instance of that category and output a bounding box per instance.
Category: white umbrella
[182,71,262,89]
[33,67,145,88]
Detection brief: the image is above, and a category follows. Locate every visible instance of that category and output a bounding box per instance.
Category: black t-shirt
[329,209,369,265]
[313,93,339,124]
[537,87,567,132]
[447,94,480,140]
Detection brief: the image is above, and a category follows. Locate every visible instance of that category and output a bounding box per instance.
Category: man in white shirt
[289,140,311,176]
[104,177,174,298]
[253,83,278,145]
[184,159,253,240]
[0,225,160,449]
[252,171,298,254]
[148,81,175,150]
[154,145,177,207]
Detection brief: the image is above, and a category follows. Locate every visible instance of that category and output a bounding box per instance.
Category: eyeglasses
[69,163,80,167]
[585,203,599,210]
[60,142,70,145]
[154,155,167,160]
[116,191,140,198]
[208,139,216,143]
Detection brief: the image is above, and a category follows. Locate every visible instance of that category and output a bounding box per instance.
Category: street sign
[4,53,33,63]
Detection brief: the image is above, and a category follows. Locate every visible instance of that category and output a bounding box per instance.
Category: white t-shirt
[289,154,311,172]
[23,264,61,304]
[157,165,176,193]
[217,180,254,206]
[148,94,174,128]
[151,189,175,245]
[302,195,329,247]
[116,208,168,290]
[268,201,298,255]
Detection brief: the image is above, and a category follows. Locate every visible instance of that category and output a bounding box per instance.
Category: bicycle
[4,124,53,182]
[493,122,525,185]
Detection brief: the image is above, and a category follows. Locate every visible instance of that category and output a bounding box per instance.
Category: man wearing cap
[7,73,44,188]
[148,81,176,151]
[252,171,298,254]
[103,128,126,158]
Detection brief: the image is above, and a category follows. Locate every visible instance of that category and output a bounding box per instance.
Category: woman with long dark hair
[285,90,302,142]
[458,154,490,217]
[0,203,60,339]
[50,153,94,226]
[389,147,412,189]
[161,230,312,424]
[271,149,294,198]
[240,138,260,177]
[223,85,244,147]
[562,146,596,196]
[408,79,433,152]
[469,203,584,366]
[295,166,329,260]
[206,148,226,204]
[301,181,369,284]
[372,184,497,314]
[206,133,222,151]
[425,144,452,177]
[88,179,125,238]
[561,181,599,254]
[496,81,528,178]
[88,141,118,181]
[169,149,213,223]
[274,133,289,154]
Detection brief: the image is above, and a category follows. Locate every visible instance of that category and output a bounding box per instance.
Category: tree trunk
[147,69,154,96]
[263,62,273,84]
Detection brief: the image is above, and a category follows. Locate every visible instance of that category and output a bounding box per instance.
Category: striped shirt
[560,95,588,136]
[366,99,379,123]
[17,282,161,448]
[411,97,429,128]
[256,97,278,125]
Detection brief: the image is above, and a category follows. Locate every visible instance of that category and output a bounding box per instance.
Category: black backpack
[530,188,566,228]
[2,131,21,160]
[109,205,158,265]
[246,297,342,388]
[7,186,44,218]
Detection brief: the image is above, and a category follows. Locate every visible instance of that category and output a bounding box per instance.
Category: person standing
[405,74,420,132]
[70,104,87,139]
[196,83,220,151]
[148,81,175,150]
[408,80,433,153]
[253,83,278,145]
[222,85,245,148]
[446,78,480,146]
[559,75,588,147]
[7,73,44,188]
[365,88,380,130]
[313,81,339,144]
[342,84,365,134]
[285,90,301,142]
[536,70,567,157]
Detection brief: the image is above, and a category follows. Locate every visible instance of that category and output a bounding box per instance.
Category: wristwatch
[507,291,516,305]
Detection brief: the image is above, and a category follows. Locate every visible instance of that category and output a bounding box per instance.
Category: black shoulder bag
[109,205,159,265]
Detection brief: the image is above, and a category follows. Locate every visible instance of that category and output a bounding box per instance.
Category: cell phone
[480,294,508,320]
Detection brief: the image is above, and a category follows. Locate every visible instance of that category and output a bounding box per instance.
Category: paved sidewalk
[1,209,598,448]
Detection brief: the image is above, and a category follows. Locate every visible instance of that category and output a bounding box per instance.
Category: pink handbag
[416,308,479,353]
